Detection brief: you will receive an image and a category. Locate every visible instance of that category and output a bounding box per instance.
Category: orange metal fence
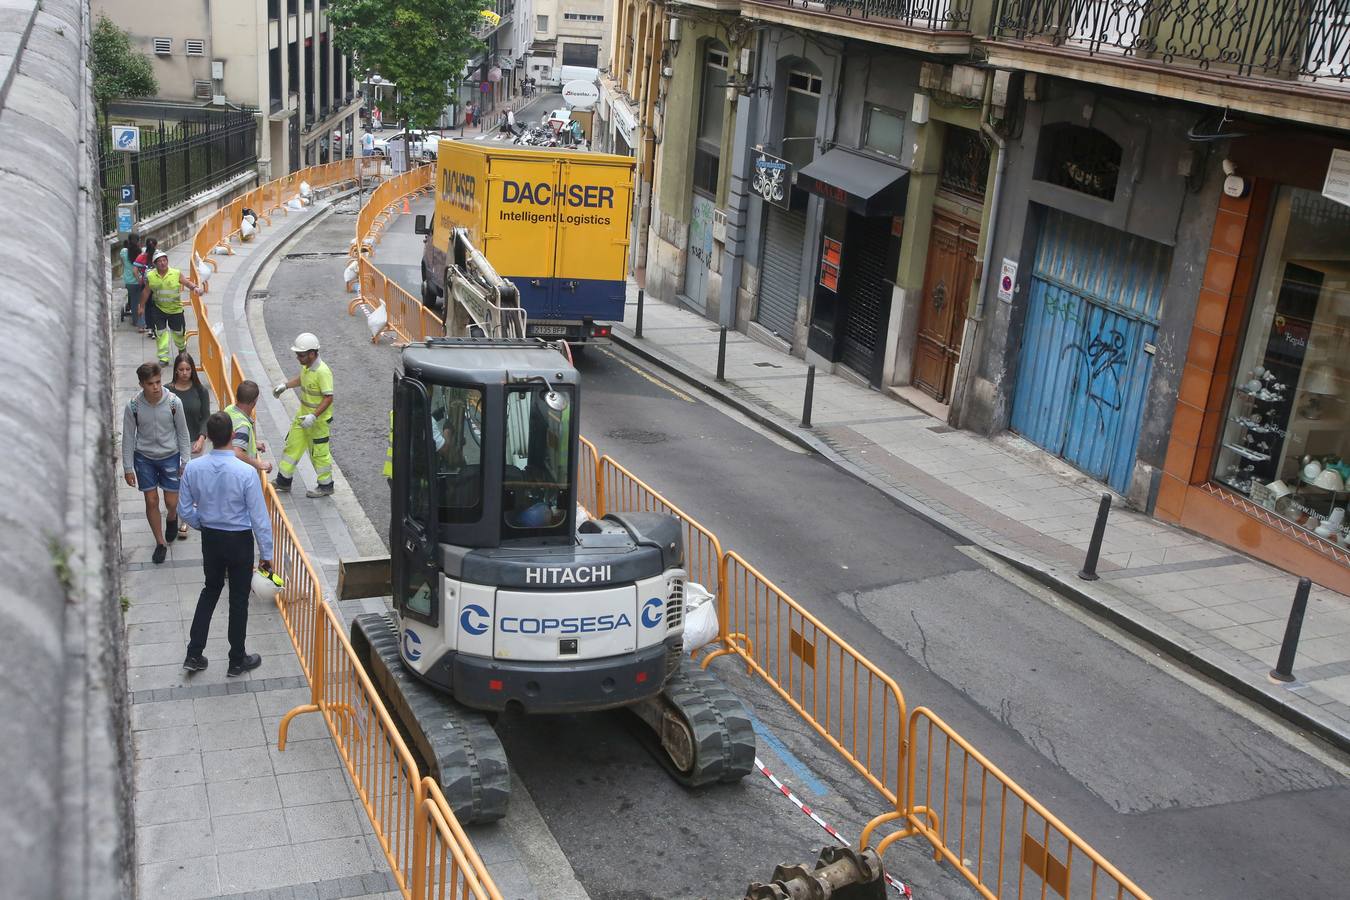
[890,708,1149,900]
[185,162,503,900]
[577,436,601,518]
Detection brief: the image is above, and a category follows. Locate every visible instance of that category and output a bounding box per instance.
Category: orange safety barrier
[183,162,504,900]
[577,436,601,519]
[882,708,1149,900]
[597,456,722,599]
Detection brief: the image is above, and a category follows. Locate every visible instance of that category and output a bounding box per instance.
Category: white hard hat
[153,250,169,263]
[290,332,320,353]
[251,567,284,603]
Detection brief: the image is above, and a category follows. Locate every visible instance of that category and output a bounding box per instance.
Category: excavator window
[430,384,484,523]
[502,385,572,536]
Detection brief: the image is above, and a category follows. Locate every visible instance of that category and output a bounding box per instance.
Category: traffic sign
[119,184,136,203]
[110,125,140,152]
[116,202,137,235]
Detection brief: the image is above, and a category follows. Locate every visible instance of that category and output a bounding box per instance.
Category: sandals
[178,521,189,538]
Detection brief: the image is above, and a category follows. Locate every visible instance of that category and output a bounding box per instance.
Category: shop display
[1214,186,1350,546]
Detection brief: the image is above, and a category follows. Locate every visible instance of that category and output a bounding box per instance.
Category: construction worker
[225,380,272,474]
[272,332,335,497]
[140,250,203,367]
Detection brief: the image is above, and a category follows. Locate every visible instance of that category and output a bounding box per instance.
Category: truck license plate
[532,325,567,336]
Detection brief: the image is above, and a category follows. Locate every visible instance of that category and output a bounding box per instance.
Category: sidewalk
[118,190,544,899]
[612,290,1350,752]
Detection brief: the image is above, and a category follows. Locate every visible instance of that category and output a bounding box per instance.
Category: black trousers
[187,527,254,663]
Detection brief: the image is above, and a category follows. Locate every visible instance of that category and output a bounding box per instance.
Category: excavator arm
[445,228,527,339]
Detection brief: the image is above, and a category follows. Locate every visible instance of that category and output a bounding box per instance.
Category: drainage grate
[248,289,269,300]
[282,251,351,260]
[753,362,782,368]
[927,425,955,434]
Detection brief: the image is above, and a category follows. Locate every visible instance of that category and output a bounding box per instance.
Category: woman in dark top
[166,352,212,536]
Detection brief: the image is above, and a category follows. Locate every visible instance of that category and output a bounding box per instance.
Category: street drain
[606,428,667,444]
[282,251,351,259]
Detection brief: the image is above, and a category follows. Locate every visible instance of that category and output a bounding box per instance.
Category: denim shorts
[133,451,181,493]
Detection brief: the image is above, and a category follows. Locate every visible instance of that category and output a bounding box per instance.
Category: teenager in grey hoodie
[123,362,191,563]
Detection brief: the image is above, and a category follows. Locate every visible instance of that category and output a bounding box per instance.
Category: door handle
[566,280,578,291]
[530,279,543,287]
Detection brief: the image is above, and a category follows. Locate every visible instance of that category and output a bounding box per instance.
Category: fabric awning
[797,148,909,217]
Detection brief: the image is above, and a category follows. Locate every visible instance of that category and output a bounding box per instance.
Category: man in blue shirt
[178,411,275,676]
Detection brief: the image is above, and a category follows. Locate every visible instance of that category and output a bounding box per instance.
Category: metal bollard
[802,364,816,428]
[1270,577,1311,683]
[635,288,644,339]
[716,326,727,383]
[1078,493,1112,581]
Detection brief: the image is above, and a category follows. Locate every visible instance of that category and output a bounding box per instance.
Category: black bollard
[802,364,816,428]
[1270,577,1312,683]
[1078,493,1112,581]
[635,288,644,338]
[716,326,727,383]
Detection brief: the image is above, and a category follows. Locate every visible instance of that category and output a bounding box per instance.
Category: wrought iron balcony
[992,0,1350,87]
[749,0,972,29]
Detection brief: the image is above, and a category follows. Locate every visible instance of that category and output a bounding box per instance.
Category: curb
[610,328,1350,756]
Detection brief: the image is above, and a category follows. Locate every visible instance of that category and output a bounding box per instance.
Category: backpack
[129,393,180,428]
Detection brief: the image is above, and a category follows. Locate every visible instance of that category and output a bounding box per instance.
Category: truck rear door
[482,155,560,322]
[553,158,633,324]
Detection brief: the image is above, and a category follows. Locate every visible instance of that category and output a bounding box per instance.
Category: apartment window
[194,80,213,100]
[862,105,904,161]
[537,14,548,31]
[781,65,821,170]
[939,126,990,198]
[153,38,172,55]
[562,43,599,67]
[693,44,728,196]
[185,39,206,56]
[564,12,604,21]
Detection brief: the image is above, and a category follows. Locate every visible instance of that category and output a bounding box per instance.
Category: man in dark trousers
[177,411,274,676]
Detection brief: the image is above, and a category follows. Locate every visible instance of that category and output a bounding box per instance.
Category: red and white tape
[754,757,913,897]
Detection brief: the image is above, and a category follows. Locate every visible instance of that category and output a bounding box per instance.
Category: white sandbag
[681,581,718,652]
[194,255,212,284]
[366,301,387,338]
[240,218,256,239]
[287,195,304,211]
[299,180,313,199]
[343,259,359,285]
[576,503,590,524]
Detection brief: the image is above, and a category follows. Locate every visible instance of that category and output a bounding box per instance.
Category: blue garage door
[1010,209,1172,493]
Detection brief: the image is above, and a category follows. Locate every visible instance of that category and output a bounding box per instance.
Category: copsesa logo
[460,604,490,636]
[641,597,664,628]
[403,627,423,661]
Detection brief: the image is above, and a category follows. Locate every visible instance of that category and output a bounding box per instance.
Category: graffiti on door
[1064,327,1127,429]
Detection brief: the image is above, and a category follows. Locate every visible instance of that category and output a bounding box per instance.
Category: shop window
[1214,186,1350,547]
[939,126,991,199]
[781,65,821,170]
[693,44,728,196]
[862,105,904,161]
[1038,123,1121,200]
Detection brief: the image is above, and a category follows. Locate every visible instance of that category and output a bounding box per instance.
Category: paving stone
[193,692,262,724]
[136,725,201,760]
[268,738,340,775]
[132,698,196,732]
[138,855,219,899]
[198,717,267,752]
[136,783,209,827]
[204,745,275,782]
[217,844,303,894]
[135,751,205,791]
[277,768,355,807]
[211,809,291,854]
[207,774,283,816]
[136,819,215,866]
[284,799,366,842]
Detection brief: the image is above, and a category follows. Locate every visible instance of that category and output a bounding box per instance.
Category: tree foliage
[92,15,157,107]
[328,0,487,128]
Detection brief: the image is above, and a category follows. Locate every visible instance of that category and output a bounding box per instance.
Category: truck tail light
[590,324,611,338]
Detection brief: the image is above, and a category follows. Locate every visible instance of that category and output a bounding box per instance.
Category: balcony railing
[749,0,972,30]
[993,0,1350,85]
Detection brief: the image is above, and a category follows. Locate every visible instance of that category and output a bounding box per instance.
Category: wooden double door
[912,211,980,403]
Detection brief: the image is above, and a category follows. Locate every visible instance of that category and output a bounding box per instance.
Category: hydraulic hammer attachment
[743,847,888,900]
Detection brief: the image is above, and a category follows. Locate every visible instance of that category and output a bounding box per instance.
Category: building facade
[94,0,360,175]
[610,0,1350,591]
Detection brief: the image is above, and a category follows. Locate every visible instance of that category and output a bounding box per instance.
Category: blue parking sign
[120,184,136,203]
[110,125,140,153]
[116,203,136,235]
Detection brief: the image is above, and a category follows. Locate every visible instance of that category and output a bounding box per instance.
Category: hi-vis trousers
[278,413,332,485]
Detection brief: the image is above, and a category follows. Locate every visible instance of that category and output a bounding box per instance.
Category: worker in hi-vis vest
[271,332,335,498]
[140,251,203,366]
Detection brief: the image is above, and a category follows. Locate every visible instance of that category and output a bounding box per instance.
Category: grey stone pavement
[116,189,559,899]
[611,290,1350,753]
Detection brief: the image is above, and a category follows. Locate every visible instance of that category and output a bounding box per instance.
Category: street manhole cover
[607,428,667,444]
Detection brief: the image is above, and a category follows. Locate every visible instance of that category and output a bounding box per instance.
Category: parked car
[372,130,439,160]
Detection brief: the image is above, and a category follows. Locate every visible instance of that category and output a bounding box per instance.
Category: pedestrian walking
[166,351,212,456]
[140,250,203,367]
[122,361,190,564]
[362,130,375,157]
[272,332,335,497]
[133,237,158,336]
[177,411,274,676]
[225,380,273,474]
[118,234,144,329]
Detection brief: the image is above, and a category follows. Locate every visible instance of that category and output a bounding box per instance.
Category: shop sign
[1321,148,1350,209]
[562,80,600,109]
[819,237,842,292]
[752,150,792,209]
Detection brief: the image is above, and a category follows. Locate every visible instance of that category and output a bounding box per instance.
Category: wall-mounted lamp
[1222,158,1249,198]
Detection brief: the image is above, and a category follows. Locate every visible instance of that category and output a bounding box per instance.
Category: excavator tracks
[648,659,757,787]
[351,613,511,823]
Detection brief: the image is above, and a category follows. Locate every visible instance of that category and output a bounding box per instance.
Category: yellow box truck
[415,141,634,344]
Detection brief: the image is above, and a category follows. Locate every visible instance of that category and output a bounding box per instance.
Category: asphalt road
[261,195,1350,899]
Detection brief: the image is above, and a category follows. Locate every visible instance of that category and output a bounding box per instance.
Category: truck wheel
[421,265,439,310]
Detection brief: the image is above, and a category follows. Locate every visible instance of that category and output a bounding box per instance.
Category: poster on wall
[819,237,842,292]
[752,150,792,209]
[1322,148,1350,209]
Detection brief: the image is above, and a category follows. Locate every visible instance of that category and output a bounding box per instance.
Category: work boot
[227,653,263,677]
[182,654,207,672]
[306,482,335,498]
[272,475,292,493]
